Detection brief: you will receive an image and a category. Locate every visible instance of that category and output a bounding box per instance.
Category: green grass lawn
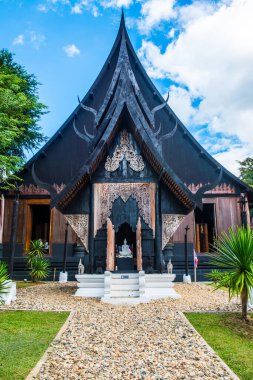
[0,310,69,380]
[186,313,253,380]
[15,281,45,288]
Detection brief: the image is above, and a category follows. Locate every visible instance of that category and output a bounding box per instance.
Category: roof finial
[120,7,126,29]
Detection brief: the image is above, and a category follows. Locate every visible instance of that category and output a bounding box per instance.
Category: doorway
[115,222,136,271]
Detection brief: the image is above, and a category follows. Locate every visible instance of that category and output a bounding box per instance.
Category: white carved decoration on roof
[65,214,89,252]
[105,130,145,172]
[94,182,156,237]
[162,214,185,250]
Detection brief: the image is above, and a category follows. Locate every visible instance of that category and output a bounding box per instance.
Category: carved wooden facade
[0,13,251,279]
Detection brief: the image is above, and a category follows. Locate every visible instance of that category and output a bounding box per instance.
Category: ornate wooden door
[106,218,115,271]
[136,217,142,271]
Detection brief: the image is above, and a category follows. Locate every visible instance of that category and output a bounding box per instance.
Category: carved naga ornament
[105,130,145,172]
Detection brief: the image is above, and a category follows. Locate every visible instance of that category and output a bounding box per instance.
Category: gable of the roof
[20,11,249,204]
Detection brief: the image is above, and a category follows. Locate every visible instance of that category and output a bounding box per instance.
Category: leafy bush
[207,226,253,321]
[26,240,50,282]
[0,261,9,303]
[29,257,50,282]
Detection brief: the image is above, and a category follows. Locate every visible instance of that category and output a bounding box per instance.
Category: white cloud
[138,0,176,34]
[71,4,83,14]
[30,31,46,49]
[37,0,70,13]
[12,34,24,45]
[167,85,196,125]
[63,44,80,57]
[214,145,252,176]
[101,0,133,7]
[138,0,253,175]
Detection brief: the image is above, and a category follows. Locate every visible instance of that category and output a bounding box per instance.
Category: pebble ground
[1,283,242,379]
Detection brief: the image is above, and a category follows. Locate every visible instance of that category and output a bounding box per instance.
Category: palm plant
[29,257,50,282]
[207,226,253,321]
[26,240,50,282]
[26,239,47,265]
[0,261,9,303]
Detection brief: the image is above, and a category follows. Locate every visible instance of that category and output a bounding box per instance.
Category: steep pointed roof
[21,13,249,208]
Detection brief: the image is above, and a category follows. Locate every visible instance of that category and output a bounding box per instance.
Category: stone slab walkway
[1,283,241,379]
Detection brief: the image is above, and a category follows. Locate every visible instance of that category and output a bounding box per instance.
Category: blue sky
[1,0,252,174]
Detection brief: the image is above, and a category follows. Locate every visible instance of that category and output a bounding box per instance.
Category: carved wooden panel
[187,183,235,194]
[105,130,144,172]
[94,182,156,237]
[19,184,65,195]
[162,214,185,249]
[65,214,89,251]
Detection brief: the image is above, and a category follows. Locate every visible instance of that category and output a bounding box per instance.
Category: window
[195,203,216,253]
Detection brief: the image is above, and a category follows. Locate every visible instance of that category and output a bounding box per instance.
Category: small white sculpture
[78,259,85,274]
[118,238,132,258]
[167,259,173,274]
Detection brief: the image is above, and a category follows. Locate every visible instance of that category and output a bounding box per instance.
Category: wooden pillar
[155,183,162,271]
[136,217,142,271]
[9,189,20,277]
[88,183,94,274]
[106,218,115,271]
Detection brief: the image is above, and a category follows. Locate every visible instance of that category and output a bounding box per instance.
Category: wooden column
[136,217,142,271]
[106,218,115,271]
[155,183,162,271]
[88,183,94,273]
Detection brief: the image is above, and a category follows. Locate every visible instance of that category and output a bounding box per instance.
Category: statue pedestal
[117,258,134,271]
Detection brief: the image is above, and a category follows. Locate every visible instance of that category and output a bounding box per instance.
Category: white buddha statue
[119,238,132,258]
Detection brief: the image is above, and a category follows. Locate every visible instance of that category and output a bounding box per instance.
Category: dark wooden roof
[19,11,249,208]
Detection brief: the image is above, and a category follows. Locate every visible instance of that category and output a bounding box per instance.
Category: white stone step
[78,283,105,288]
[110,284,139,291]
[110,290,140,297]
[111,278,139,285]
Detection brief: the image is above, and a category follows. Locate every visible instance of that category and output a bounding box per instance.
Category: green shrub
[207,226,253,321]
[29,257,50,282]
[0,261,9,303]
[26,240,50,282]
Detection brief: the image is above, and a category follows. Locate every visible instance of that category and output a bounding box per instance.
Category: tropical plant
[0,261,9,303]
[26,239,47,265]
[207,226,253,321]
[29,257,50,282]
[26,240,50,282]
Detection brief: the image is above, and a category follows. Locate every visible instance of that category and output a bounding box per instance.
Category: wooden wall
[172,196,242,244]
[3,198,77,255]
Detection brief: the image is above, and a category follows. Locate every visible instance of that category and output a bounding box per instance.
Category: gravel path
[1,283,241,379]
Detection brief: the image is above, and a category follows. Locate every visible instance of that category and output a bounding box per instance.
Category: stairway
[75,271,180,304]
[110,273,140,298]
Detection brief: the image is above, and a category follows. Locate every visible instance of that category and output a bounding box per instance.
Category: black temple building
[0,13,251,280]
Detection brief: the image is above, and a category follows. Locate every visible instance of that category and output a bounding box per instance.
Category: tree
[238,157,253,187]
[208,226,253,321]
[0,49,47,188]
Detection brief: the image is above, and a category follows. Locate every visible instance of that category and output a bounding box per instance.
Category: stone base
[183,274,192,284]
[0,281,17,305]
[74,272,181,301]
[59,272,68,283]
[74,274,104,298]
